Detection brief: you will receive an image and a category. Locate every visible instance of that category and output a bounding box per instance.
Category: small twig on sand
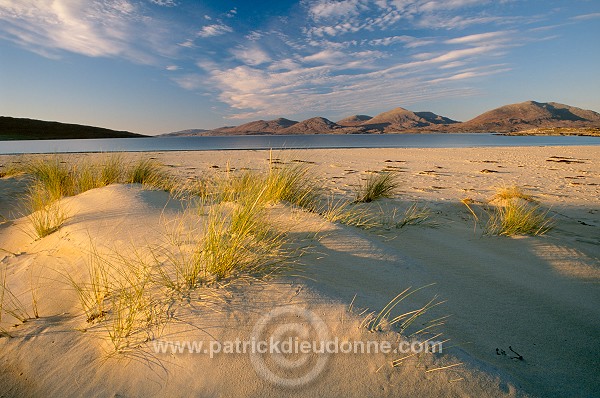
[509,346,524,361]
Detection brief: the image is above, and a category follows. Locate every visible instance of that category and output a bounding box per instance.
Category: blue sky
[0,0,599,135]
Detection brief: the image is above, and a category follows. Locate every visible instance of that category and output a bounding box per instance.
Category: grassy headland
[0,116,145,140]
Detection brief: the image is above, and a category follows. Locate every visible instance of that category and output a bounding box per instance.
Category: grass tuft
[129,159,162,185]
[201,192,287,280]
[486,199,553,236]
[264,163,320,209]
[26,182,68,238]
[320,197,379,229]
[214,161,320,211]
[0,268,9,337]
[0,161,25,178]
[0,268,32,324]
[99,155,124,186]
[493,186,535,202]
[66,248,112,324]
[66,244,169,352]
[104,249,169,352]
[26,156,74,200]
[355,172,399,203]
[361,284,442,334]
[393,203,433,229]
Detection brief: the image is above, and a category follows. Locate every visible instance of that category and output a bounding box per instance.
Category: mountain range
[166,101,600,136]
[1,101,599,140]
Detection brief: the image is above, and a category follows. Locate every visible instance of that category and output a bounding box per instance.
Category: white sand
[0,146,598,397]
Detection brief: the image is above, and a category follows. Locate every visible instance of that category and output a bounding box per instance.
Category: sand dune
[0,146,598,397]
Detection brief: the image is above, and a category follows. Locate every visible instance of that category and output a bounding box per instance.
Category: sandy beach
[0,146,598,397]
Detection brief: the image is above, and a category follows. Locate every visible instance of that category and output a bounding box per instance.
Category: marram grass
[355,172,399,203]
[214,162,320,210]
[128,159,167,187]
[99,154,125,186]
[0,268,31,324]
[201,191,287,280]
[6,154,452,354]
[20,156,177,237]
[393,203,433,229]
[320,197,380,229]
[486,199,553,236]
[493,186,535,202]
[26,156,74,200]
[264,163,320,209]
[26,182,68,238]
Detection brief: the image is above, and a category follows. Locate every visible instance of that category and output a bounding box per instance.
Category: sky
[0,1,599,135]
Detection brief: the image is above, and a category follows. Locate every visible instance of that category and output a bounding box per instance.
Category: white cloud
[0,1,125,57]
[405,39,436,48]
[368,35,422,46]
[528,24,564,32]
[412,52,435,60]
[0,0,178,63]
[428,65,512,83]
[178,0,523,120]
[246,31,263,41]
[417,14,506,29]
[191,36,507,120]
[438,60,466,69]
[299,47,383,69]
[178,39,195,48]
[307,22,361,37]
[418,0,489,13]
[268,59,301,71]
[570,12,600,21]
[303,49,346,63]
[0,0,539,122]
[149,0,177,6]
[231,46,271,66]
[172,74,205,90]
[429,45,500,63]
[445,31,509,44]
[304,0,513,40]
[197,23,233,38]
[308,0,365,20]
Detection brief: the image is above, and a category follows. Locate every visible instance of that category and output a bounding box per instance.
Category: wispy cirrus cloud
[2,0,592,124]
[445,31,512,44]
[307,0,367,20]
[231,46,271,66]
[570,12,600,21]
[197,23,233,38]
[192,37,509,119]
[170,0,543,120]
[416,0,492,12]
[302,0,514,38]
[149,0,178,6]
[301,48,376,65]
[0,0,179,63]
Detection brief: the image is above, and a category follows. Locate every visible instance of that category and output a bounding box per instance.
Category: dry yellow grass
[486,199,553,236]
[355,172,399,203]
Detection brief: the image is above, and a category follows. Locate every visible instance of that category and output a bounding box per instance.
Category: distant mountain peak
[283,117,340,133]
[457,101,600,132]
[414,112,459,125]
[360,107,456,131]
[336,115,372,126]
[158,100,600,136]
[273,117,297,125]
